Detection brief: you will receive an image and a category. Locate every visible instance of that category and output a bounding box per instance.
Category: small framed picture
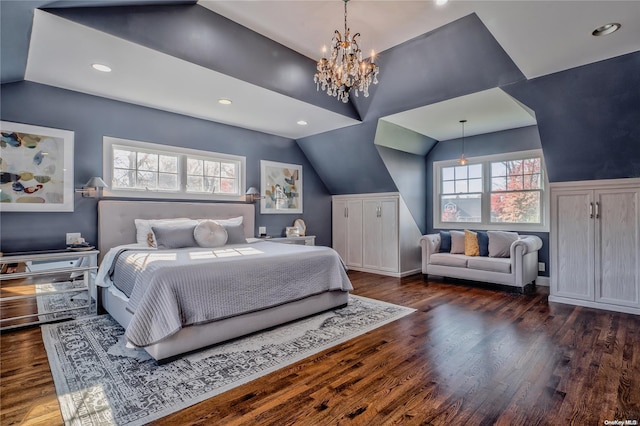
[260,160,302,214]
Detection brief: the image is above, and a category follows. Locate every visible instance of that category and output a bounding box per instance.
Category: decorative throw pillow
[224,224,247,244]
[134,218,196,247]
[194,220,228,248]
[487,231,519,258]
[476,231,489,256]
[450,230,466,254]
[439,231,452,253]
[152,224,197,249]
[464,230,480,256]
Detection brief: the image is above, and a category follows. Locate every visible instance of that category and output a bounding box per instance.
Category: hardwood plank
[1,271,639,425]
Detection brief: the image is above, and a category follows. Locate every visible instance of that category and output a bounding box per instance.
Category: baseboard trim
[549,295,640,315]
[347,267,421,278]
[536,276,550,287]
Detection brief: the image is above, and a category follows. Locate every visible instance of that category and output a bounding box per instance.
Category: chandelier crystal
[314,0,379,103]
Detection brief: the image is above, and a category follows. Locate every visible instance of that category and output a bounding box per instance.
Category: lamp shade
[84,177,108,189]
[245,187,260,196]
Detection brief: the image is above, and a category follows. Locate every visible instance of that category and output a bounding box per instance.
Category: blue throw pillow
[476,231,489,256]
[439,231,451,253]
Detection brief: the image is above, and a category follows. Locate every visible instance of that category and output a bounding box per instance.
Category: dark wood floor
[2,271,639,425]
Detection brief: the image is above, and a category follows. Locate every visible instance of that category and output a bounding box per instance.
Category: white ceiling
[381,88,537,141]
[25,10,361,140]
[24,1,640,141]
[200,0,640,79]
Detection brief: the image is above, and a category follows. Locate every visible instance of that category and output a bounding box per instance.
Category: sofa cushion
[450,230,466,254]
[464,230,480,256]
[488,231,519,257]
[467,257,512,274]
[476,231,489,256]
[439,231,451,253]
[430,253,469,268]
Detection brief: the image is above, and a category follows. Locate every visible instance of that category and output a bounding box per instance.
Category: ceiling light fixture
[297,120,308,126]
[459,119,468,166]
[218,98,232,105]
[435,0,448,5]
[592,23,621,36]
[91,63,111,73]
[314,0,379,103]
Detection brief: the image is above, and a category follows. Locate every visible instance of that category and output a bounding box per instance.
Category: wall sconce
[76,177,108,198]
[245,187,262,203]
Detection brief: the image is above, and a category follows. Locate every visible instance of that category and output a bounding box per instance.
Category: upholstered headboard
[97,200,255,262]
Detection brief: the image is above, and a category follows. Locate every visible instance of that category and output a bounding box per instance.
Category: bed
[96,200,352,362]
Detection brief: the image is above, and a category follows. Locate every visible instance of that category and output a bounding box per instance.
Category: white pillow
[450,230,466,254]
[194,220,228,248]
[198,216,243,227]
[487,231,519,258]
[134,218,196,247]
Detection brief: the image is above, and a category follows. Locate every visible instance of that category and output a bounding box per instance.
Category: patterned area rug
[42,295,415,426]
[36,281,94,321]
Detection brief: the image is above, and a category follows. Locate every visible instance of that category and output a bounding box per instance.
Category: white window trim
[433,149,550,232]
[103,136,246,202]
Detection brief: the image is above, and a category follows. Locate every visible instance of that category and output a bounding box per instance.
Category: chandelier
[314,0,379,103]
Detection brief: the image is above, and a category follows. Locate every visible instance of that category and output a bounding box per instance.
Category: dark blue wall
[0,81,332,252]
[298,13,526,198]
[504,51,640,182]
[425,125,550,276]
[377,145,427,234]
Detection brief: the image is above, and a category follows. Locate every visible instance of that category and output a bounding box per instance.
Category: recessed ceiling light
[297,120,308,126]
[592,23,621,36]
[435,0,448,5]
[218,99,232,105]
[91,63,112,72]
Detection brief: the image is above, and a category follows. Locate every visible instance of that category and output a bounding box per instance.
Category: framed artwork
[0,121,74,212]
[260,160,302,214]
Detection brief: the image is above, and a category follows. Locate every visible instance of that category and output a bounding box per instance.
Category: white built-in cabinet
[550,178,640,315]
[332,193,421,277]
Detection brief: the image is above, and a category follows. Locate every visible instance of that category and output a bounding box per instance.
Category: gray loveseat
[420,233,543,292]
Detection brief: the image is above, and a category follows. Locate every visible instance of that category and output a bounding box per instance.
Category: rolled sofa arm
[420,234,441,272]
[510,235,543,257]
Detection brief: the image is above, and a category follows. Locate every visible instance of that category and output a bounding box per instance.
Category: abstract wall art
[260,160,302,214]
[0,121,74,212]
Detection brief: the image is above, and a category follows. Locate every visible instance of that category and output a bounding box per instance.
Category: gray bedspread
[106,241,352,347]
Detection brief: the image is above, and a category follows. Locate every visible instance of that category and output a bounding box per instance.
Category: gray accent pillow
[487,231,519,258]
[450,230,466,254]
[152,224,197,249]
[194,220,228,248]
[224,224,247,244]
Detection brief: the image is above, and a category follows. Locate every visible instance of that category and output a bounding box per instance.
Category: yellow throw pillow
[464,230,480,256]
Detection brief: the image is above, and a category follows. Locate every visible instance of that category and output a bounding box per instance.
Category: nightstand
[0,249,99,331]
[269,236,316,246]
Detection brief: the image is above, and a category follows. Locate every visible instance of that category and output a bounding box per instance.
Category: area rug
[36,281,94,322]
[42,295,415,426]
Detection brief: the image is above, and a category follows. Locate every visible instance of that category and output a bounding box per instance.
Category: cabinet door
[332,200,348,263]
[362,199,381,270]
[362,198,399,272]
[551,190,595,301]
[595,188,640,307]
[346,199,363,268]
[378,198,399,272]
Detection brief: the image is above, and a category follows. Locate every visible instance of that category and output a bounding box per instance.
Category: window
[104,137,245,201]
[434,150,549,231]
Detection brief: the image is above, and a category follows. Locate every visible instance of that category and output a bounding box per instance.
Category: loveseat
[420,231,543,292]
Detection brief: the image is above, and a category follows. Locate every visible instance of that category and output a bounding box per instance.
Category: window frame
[103,136,246,201]
[433,149,549,232]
